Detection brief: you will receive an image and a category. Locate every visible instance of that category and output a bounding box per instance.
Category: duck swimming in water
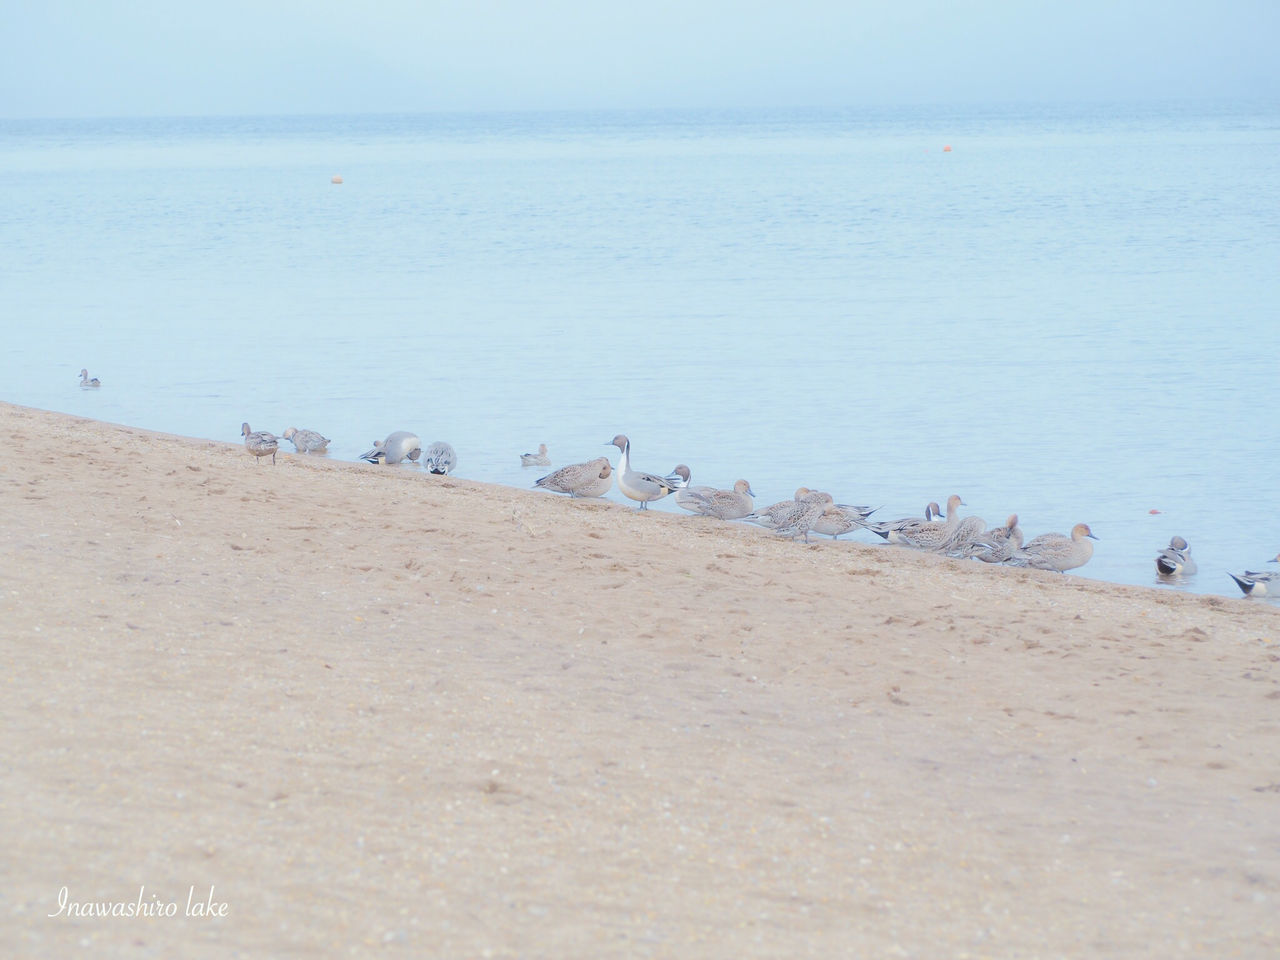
[1228,555,1280,596]
[521,443,551,467]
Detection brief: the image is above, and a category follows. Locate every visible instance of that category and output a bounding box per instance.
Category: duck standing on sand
[771,489,835,544]
[868,503,944,543]
[360,431,422,465]
[521,443,551,467]
[676,479,756,520]
[1010,523,1098,572]
[971,514,1024,563]
[241,422,279,465]
[886,495,966,552]
[534,457,613,498]
[79,369,101,389]
[423,441,457,475]
[811,502,878,539]
[1228,555,1280,596]
[282,426,330,454]
[740,488,816,532]
[607,434,683,510]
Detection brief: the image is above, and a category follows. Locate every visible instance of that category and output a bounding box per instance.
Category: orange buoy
[331,175,343,184]
[942,145,952,152]
[1148,509,1161,514]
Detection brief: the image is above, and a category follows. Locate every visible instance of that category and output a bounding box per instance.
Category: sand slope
[2,402,1278,958]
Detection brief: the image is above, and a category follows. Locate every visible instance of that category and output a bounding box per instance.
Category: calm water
[3,104,1278,598]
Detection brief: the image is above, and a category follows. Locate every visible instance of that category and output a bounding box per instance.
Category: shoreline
[4,401,1279,957]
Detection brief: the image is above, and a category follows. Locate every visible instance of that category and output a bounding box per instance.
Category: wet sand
[3,402,1278,958]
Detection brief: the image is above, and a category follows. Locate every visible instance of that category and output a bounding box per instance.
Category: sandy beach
[3,401,1278,958]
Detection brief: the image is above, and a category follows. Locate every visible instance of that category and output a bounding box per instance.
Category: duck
[868,502,944,543]
[811,502,878,540]
[889,495,966,551]
[1155,536,1197,577]
[534,457,613,498]
[1011,523,1099,572]
[423,441,457,475]
[1228,555,1280,596]
[241,422,279,465]
[676,479,756,520]
[79,369,101,389]
[360,431,422,465]
[607,434,683,510]
[666,464,692,488]
[970,514,1024,563]
[281,426,330,454]
[521,443,551,467]
[772,491,840,543]
[739,487,815,532]
[942,512,988,557]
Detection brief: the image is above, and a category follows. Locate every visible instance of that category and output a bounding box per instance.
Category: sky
[2,0,1278,118]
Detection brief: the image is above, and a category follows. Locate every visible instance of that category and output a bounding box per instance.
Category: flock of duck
[75,368,1279,597]
[239,423,458,476]
[530,435,1103,571]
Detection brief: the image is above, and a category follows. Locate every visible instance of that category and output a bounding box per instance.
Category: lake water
[3,104,1278,599]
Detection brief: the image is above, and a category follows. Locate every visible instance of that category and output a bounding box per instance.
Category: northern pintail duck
[241,422,279,465]
[360,431,422,465]
[1228,555,1280,596]
[676,479,757,520]
[521,443,551,467]
[282,426,330,453]
[812,502,878,539]
[423,441,457,475]
[608,434,683,510]
[773,492,840,543]
[890,495,965,551]
[1155,536,1197,577]
[942,512,988,557]
[740,487,815,531]
[971,514,1023,563]
[79,369,101,389]
[869,502,944,543]
[1011,523,1098,572]
[534,457,613,498]
[666,464,691,488]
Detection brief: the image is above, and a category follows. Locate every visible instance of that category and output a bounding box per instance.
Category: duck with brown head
[521,443,551,467]
[607,434,684,510]
[677,479,757,520]
[868,502,944,542]
[889,495,966,551]
[241,422,278,465]
[282,427,330,453]
[1012,523,1099,572]
[534,457,613,498]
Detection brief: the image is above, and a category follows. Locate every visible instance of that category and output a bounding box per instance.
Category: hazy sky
[3,0,1277,118]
